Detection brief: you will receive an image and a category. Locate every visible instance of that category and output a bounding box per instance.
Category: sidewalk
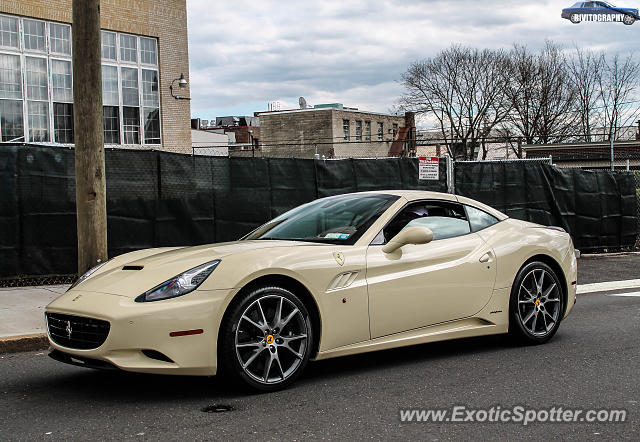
[0,285,69,353]
[1,253,639,353]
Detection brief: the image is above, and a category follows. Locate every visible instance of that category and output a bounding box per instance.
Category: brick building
[256,105,413,158]
[0,0,191,152]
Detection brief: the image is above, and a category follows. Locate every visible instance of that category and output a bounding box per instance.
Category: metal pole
[73,0,107,274]
[610,136,615,171]
[446,155,455,195]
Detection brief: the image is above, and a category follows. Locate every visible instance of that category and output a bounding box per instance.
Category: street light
[170,73,190,100]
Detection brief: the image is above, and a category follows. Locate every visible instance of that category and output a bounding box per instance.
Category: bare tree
[401,46,511,160]
[595,52,640,142]
[566,46,603,142]
[501,42,578,149]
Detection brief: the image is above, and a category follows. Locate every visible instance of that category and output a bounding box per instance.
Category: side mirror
[382,226,434,254]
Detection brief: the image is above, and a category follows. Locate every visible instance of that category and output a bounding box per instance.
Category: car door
[365,200,496,339]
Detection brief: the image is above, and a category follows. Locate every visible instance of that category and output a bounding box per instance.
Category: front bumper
[45,288,233,376]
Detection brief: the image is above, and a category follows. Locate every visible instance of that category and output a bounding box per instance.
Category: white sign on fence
[419,157,439,180]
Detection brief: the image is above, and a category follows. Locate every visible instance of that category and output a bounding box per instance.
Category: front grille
[46,313,110,350]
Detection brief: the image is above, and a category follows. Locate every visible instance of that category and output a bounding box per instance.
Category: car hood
[74,240,320,298]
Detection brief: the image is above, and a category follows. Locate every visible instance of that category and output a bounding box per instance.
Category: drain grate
[201,404,234,413]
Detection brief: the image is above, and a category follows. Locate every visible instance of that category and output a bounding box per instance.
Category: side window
[466,205,499,232]
[380,201,471,243]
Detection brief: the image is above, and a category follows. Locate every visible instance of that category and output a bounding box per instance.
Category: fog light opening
[141,349,174,363]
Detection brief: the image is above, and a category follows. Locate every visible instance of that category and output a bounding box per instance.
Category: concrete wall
[0,0,192,153]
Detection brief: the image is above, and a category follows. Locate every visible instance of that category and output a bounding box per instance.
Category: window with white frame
[343,119,350,140]
[101,31,116,60]
[364,121,371,141]
[23,19,45,52]
[355,120,362,142]
[140,37,157,65]
[0,13,161,145]
[377,122,383,141]
[51,59,73,142]
[102,30,160,145]
[0,16,18,48]
[49,23,71,55]
[25,57,49,141]
[119,34,137,63]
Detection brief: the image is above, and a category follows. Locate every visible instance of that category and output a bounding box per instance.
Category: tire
[509,261,564,345]
[570,13,581,24]
[218,285,313,392]
[623,14,635,25]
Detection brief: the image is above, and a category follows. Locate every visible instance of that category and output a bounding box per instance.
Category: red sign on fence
[418,157,439,180]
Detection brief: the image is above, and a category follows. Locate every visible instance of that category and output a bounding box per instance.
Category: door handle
[479,252,494,263]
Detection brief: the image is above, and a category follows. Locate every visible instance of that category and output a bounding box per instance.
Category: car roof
[338,190,509,220]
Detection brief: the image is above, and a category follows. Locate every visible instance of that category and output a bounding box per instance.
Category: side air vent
[327,271,359,291]
[122,265,144,270]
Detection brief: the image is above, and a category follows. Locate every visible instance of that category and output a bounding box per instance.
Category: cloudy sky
[186,0,638,123]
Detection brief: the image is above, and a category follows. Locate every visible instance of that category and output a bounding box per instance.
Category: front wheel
[623,14,635,25]
[219,285,313,391]
[509,262,564,345]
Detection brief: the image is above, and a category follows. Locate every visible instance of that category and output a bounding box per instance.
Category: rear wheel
[219,285,313,391]
[570,13,581,23]
[509,262,564,344]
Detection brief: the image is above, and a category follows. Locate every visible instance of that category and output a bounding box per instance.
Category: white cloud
[187,0,638,121]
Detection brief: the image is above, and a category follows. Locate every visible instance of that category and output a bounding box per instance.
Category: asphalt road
[1,288,639,441]
[578,254,640,284]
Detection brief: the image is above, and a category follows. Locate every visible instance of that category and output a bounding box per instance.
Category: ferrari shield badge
[333,252,345,266]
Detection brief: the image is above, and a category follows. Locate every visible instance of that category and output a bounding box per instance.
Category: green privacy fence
[0,144,637,278]
[0,145,447,277]
[454,161,638,251]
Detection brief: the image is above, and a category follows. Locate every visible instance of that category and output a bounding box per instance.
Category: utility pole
[610,125,615,172]
[73,0,107,274]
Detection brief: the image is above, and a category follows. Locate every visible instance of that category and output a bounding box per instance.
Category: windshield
[243,193,399,245]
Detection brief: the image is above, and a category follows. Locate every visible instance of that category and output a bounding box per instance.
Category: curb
[0,333,49,354]
[580,251,640,258]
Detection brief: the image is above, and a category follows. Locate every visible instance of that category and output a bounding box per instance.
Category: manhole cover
[201,404,234,413]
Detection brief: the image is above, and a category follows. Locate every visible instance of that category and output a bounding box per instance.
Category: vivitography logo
[399,406,627,426]
[561,2,640,25]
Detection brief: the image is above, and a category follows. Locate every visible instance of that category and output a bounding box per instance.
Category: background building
[191,128,232,156]
[257,104,412,158]
[0,0,191,152]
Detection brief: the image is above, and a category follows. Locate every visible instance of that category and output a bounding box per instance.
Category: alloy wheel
[516,269,561,337]
[234,294,309,384]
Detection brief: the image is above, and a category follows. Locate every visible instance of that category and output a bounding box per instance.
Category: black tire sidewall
[509,261,564,345]
[219,285,313,392]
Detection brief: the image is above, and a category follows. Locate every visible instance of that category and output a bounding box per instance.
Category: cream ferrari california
[46,190,577,391]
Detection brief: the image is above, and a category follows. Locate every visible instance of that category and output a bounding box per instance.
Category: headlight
[135,260,220,302]
[67,260,110,291]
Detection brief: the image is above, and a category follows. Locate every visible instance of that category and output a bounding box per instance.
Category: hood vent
[122,265,144,271]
